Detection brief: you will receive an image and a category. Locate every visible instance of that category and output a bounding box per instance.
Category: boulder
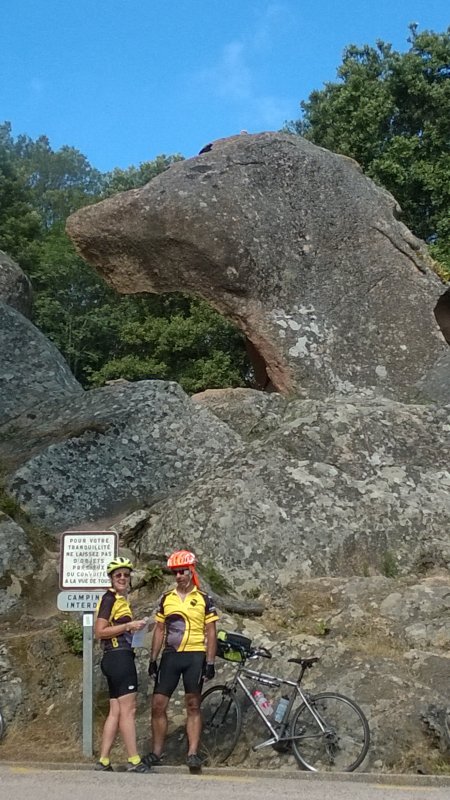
[132,390,450,586]
[0,512,36,615]
[0,250,33,318]
[0,302,83,426]
[66,132,449,402]
[0,641,24,728]
[2,381,241,532]
[209,574,450,772]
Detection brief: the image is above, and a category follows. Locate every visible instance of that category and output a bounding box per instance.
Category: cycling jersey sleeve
[97,590,115,621]
[154,592,167,623]
[204,594,219,624]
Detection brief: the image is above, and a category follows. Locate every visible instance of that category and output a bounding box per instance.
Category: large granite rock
[205,574,450,772]
[0,512,36,615]
[2,381,241,532]
[0,640,24,728]
[131,390,450,586]
[0,302,83,426]
[66,132,449,402]
[0,250,33,318]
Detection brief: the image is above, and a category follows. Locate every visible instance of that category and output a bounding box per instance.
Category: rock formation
[0,250,33,318]
[0,512,36,615]
[125,390,450,587]
[0,132,449,771]
[0,302,83,425]
[66,132,449,402]
[2,380,240,532]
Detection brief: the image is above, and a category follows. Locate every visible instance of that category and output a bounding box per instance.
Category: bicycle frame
[226,659,330,751]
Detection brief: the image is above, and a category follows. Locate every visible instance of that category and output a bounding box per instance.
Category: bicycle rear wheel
[200,684,242,764]
[291,692,370,772]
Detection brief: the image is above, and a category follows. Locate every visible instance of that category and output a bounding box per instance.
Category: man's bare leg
[185,692,202,755]
[151,693,170,756]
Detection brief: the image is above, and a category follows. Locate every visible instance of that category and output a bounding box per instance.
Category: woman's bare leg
[99,698,120,759]
[118,692,139,758]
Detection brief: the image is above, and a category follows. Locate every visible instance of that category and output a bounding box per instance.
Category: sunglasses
[112,571,131,579]
[171,568,190,576]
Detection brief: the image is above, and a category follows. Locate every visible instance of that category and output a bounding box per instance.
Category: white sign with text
[57,591,103,612]
[59,530,118,590]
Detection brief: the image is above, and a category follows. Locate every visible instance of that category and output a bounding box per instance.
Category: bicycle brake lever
[255,647,272,659]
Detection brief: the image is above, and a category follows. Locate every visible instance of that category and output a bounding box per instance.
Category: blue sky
[2,1,449,172]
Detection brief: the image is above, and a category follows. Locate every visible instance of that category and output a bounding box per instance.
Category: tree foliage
[0,122,250,391]
[0,124,43,271]
[290,25,450,279]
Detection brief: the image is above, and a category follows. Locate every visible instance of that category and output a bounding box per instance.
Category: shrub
[60,620,83,655]
[143,564,164,588]
[382,550,399,578]
[200,561,232,594]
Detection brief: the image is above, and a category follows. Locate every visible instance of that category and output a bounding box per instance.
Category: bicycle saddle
[288,656,319,667]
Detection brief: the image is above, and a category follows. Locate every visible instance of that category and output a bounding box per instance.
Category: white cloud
[211,40,252,101]
[252,2,287,51]
[191,2,293,130]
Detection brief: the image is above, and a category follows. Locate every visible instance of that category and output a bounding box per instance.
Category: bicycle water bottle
[274,695,289,724]
[252,689,273,717]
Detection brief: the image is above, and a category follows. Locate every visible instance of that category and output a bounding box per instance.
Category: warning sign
[59,531,118,590]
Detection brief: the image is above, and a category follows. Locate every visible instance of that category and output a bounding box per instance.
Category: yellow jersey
[155,586,219,652]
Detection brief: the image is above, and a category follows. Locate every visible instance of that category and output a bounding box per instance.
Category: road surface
[0,765,448,800]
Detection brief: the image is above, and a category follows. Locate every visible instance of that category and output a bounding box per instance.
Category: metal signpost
[58,530,118,757]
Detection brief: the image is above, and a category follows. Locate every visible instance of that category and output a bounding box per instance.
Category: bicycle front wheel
[200,684,242,764]
[291,691,370,772]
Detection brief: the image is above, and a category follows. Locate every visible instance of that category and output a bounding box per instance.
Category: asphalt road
[1,765,449,800]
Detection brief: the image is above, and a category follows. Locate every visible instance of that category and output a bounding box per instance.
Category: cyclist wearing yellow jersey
[144,550,219,770]
[94,557,151,773]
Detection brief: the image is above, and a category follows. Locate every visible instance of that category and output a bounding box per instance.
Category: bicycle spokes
[291,693,370,772]
[200,686,242,764]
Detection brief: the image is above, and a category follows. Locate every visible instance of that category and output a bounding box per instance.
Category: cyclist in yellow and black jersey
[94,557,150,774]
[144,549,219,771]
[98,590,134,652]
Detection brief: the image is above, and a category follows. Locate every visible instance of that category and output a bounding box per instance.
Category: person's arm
[148,620,165,677]
[95,616,146,640]
[203,621,217,680]
[150,621,165,661]
[205,620,217,663]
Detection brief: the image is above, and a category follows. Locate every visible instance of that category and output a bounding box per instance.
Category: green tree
[88,295,249,394]
[289,25,450,279]
[32,229,119,381]
[102,154,184,196]
[0,124,43,270]
[5,125,104,228]
[0,123,250,390]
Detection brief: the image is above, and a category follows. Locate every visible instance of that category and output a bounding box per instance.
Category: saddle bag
[217,629,252,662]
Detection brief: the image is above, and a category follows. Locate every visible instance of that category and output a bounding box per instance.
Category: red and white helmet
[167,550,197,569]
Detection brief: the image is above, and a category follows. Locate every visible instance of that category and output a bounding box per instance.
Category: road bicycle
[200,634,370,772]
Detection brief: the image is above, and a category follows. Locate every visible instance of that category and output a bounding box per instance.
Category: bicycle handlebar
[250,646,272,659]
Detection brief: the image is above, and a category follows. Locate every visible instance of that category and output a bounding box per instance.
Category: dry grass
[341,619,406,658]
[390,741,450,775]
[0,717,86,762]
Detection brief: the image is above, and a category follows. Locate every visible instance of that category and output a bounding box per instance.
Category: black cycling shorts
[101,649,138,699]
[154,651,205,697]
